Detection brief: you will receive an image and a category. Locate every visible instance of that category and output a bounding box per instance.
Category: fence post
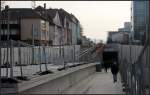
[0,41,1,94]
[39,46,42,72]
[44,46,48,71]
[18,41,23,77]
[10,40,13,78]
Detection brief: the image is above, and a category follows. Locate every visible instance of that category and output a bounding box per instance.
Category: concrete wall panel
[18,63,96,94]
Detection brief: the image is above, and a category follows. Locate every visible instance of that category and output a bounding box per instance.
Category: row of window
[0,20,19,24]
[0,29,18,35]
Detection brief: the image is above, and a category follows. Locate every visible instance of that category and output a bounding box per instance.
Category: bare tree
[80,24,83,37]
[31,1,36,9]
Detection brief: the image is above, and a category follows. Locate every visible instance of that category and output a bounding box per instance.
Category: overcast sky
[5,1,131,42]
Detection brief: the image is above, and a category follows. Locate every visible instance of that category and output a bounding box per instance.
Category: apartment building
[107,31,129,44]
[0,5,50,45]
[0,5,82,46]
[131,1,149,44]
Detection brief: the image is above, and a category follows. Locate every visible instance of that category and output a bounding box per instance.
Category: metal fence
[78,46,101,64]
[119,43,150,95]
[0,40,102,79]
[0,40,82,78]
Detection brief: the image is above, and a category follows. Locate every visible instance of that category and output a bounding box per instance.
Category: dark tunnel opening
[102,51,118,68]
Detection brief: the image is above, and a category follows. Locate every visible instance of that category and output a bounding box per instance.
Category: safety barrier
[118,43,150,95]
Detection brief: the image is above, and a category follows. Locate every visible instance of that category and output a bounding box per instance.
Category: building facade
[35,6,81,46]
[107,31,129,44]
[131,1,149,44]
[21,18,49,45]
[118,22,131,33]
[0,6,50,45]
[0,5,82,46]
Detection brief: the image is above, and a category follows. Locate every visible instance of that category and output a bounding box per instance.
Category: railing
[119,40,149,95]
[0,40,82,78]
[134,40,149,95]
[0,40,103,80]
[79,44,105,64]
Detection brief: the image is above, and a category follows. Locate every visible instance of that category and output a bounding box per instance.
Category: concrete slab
[63,69,125,94]
[18,63,96,93]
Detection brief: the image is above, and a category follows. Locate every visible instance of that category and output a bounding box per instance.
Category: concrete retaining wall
[18,63,96,94]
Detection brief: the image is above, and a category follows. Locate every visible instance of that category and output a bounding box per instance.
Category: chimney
[5,5,9,10]
[44,3,46,9]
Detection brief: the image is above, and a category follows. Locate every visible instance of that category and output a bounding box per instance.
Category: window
[10,20,18,24]
[34,27,39,38]
[2,20,7,24]
[4,29,8,35]
[10,29,18,35]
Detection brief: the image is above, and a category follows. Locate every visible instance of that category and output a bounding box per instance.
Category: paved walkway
[63,69,125,94]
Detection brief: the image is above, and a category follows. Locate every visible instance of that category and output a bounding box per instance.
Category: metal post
[10,39,13,78]
[59,29,63,68]
[0,44,1,93]
[44,3,48,71]
[18,41,23,77]
[147,1,150,94]
[25,47,27,65]
[44,46,48,71]
[39,26,42,72]
[27,46,29,65]
[6,6,10,77]
[63,44,65,69]
[0,1,2,93]
[29,46,31,65]
[147,2,150,94]
[39,46,42,72]
[73,44,75,64]
[62,29,65,68]
[72,45,74,64]
[129,44,132,94]
[38,14,42,72]
[32,24,34,65]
